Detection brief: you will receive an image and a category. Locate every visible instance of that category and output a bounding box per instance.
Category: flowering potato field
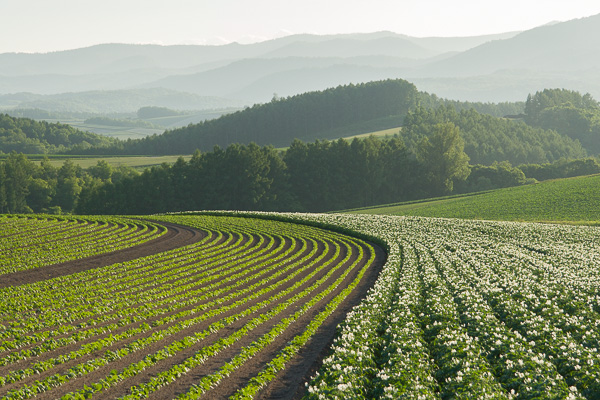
[255,212,599,400]
[0,214,380,399]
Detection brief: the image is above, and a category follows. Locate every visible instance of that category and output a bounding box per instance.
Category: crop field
[0,214,381,399]
[0,215,164,276]
[2,211,600,399]
[269,212,600,399]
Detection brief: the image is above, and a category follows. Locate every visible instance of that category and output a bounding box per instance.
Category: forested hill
[0,113,117,154]
[401,106,587,165]
[77,79,420,155]
[74,79,526,156]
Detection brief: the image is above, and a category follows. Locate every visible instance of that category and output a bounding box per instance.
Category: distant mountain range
[1,14,599,112]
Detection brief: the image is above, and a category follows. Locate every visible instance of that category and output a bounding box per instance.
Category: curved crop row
[0,214,378,400]
[0,215,165,275]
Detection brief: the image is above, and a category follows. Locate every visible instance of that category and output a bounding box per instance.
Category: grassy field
[342,126,401,140]
[44,118,164,140]
[15,155,193,169]
[4,211,600,397]
[345,173,600,224]
[0,213,378,399]
[46,109,238,140]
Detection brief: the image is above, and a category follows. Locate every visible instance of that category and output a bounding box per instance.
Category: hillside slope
[0,113,117,153]
[84,79,419,154]
[0,31,521,106]
[347,174,600,223]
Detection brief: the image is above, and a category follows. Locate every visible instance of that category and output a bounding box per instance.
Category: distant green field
[45,109,238,140]
[25,155,192,169]
[346,174,600,224]
[343,126,401,140]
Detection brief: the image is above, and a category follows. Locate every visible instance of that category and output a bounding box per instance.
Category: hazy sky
[2,0,600,53]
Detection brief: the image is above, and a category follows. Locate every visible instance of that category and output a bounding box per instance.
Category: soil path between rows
[0,220,206,289]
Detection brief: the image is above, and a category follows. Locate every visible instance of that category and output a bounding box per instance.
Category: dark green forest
[401,106,586,165]
[64,81,600,166]
[525,88,600,155]
[76,79,420,155]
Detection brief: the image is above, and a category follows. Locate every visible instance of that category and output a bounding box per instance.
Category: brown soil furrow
[257,241,387,400]
[0,228,223,330]
[0,234,296,392]
[177,239,368,400]
[78,238,340,400]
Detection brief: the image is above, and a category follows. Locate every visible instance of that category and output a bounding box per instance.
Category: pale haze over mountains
[1,14,600,114]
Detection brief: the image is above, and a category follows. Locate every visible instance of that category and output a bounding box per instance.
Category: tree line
[0,154,134,214]
[73,133,600,214]
[2,136,599,216]
[401,106,586,165]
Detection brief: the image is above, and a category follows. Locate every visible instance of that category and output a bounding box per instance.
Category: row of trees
[75,130,508,215]
[401,106,586,166]
[3,138,599,216]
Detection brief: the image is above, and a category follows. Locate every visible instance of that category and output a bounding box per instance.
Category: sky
[1,0,600,54]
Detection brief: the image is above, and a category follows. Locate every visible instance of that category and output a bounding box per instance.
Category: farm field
[43,109,238,141]
[39,119,163,141]
[262,211,600,399]
[3,211,600,399]
[345,173,600,224]
[341,126,401,141]
[0,213,382,399]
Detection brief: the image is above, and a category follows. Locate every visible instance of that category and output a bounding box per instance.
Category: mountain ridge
[1,16,599,108]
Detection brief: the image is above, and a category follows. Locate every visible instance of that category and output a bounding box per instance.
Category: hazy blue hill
[402,31,520,53]
[261,36,437,59]
[1,19,599,108]
[0,31,522,92]
[0,69,178,94]
[419,14,600,77]
[0,43,261,76]
[144,57,415,101]
[230,64,409,103]
[412,69,600,102]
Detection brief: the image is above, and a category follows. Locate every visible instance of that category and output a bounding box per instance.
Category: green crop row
[0,214,375,400]
[0,215,165,275]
